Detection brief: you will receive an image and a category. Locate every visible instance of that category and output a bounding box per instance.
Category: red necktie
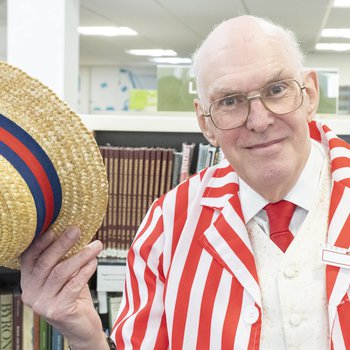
[264,200,296,252]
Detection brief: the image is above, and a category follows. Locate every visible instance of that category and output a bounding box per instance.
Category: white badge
[321,244,350,269]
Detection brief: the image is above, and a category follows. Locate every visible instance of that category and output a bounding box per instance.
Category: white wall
[0,0,6,61]
[305,53,350,86]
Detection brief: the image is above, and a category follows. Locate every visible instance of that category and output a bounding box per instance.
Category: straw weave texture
[0,62,108,269]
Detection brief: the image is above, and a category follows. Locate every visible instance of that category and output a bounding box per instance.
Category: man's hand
[20,226,109,350]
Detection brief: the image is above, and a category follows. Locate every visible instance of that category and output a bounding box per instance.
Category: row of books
[0,288,67,350]
[95,143,224,256]
[96,146,175,254]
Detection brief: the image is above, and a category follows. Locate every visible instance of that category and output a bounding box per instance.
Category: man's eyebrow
[266,70,285,84]
[208,69,287,99]
[209,87,241,98]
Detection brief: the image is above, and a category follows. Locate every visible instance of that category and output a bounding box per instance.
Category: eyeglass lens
[209,79,304,129]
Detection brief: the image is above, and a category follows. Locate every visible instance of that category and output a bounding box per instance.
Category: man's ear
[194,98,219,147]
[303,70,319,122]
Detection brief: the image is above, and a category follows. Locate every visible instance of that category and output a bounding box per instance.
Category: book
[22,304,34,350]
[136,148,145,236]
[148,148,157,208]
[12,288,23,350]
[164,148,175,192]
[0,289,13,350]
[153,148,162,199]
[51,327,64,350]
[172,151,182,188]
[126,148,134,248]
[158,149,167,196]
[33,313,40,350]
[112,147,121,253]
[196,143,210,172]
[39,317,49,350]
[179,142,195,183]
[207,145,218,167]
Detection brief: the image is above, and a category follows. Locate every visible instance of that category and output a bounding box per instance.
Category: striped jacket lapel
[198,160,262,307]
[311,121,350,347]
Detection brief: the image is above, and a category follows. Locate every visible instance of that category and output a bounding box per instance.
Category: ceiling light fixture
[149,57,192,64]
[316,43,350,51]
[78,26,137,36]
[321,28,350,38]
[126,49,177,57]
[333,0,350,7]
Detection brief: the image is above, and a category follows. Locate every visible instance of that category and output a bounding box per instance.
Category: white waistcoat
[247,160,331,349]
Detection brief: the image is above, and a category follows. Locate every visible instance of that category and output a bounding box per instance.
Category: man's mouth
[246,138,285,149]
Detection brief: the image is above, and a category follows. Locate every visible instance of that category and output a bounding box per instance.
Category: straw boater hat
[0,61,108,269]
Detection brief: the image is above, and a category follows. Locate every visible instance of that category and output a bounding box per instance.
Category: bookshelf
[79,112,350,135]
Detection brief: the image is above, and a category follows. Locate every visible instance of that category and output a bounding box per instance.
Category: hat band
[0,113,62,236]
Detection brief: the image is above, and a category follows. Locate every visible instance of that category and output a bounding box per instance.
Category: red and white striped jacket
[111,120,350,349]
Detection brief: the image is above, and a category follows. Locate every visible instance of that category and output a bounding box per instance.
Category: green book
[39,317,49,350]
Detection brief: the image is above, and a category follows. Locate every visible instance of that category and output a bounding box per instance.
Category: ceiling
[1,0,350,67]
[79,0,350,67]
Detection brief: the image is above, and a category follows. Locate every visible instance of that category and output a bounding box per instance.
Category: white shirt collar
[239,139,326,224]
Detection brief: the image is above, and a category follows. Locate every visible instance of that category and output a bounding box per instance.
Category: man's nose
[245,97,274,132]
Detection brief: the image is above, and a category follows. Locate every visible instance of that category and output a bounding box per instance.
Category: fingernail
[66,226,80,239]
[88,240,103,250]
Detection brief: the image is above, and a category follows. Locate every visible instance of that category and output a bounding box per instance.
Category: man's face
[195,35,318,199]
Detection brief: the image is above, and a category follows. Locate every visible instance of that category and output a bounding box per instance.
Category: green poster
[129,89,157,111]
[315,69,338,114]
[157,65,197,111]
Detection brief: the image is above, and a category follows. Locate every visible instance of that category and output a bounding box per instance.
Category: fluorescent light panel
[316,43,350,51]
[333,0,350,7]
[321,28,350,38]
[150,57,192,64]
[78,26,137,36]
[126,49,177,57]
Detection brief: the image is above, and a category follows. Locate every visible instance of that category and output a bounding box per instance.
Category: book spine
[126,148,134,248]
[0,291,13,350]
[206,145,217,167]
[33,313,40,350]
[39,317,48,350]
[179,142,195,183]
[107,146,114,253]
[158,148,166,197]
[97,146,108,247]
[153,148,162,199]
[196,143,210,172]
[111,147,120,255]
[51,326,64,350]
[22,304,34,350]
[171,152,182,188]
[130,148,138,244]
[12,289,23,350]
[148,148,156,207]
[142,149,150,219]
[136,148,145,232]
[165,149,175,192]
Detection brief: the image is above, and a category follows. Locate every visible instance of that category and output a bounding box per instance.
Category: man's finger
[41,240,103,297]
[30,226,81,280]
[20,228,56,273]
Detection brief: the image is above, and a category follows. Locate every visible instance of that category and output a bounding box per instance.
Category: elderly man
[21,15,350,349]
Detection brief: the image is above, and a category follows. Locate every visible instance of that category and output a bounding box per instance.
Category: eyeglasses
[202,79,306,130]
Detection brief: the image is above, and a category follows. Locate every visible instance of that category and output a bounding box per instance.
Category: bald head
[192,15,304,99]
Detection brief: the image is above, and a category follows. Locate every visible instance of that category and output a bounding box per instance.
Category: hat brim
[0,62,108,269]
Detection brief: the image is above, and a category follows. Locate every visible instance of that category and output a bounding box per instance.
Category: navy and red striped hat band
[0,113,62,237]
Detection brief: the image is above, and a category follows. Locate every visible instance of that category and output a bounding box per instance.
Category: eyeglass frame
[202,78,306,130]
